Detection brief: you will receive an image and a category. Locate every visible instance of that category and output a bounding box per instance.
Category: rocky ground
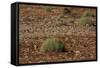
[19,4,97,64]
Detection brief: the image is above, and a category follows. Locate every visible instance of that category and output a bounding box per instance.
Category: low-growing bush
[78,17,95,26]
[83,10,95,17]
[44,6,53,12]
[63,8,71,15]
[40,38,64,52]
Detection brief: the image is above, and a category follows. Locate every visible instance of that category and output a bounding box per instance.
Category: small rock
[28,61,32,63]
[65,38,68,41]
[25,55,28,58]
[75,51,80,54]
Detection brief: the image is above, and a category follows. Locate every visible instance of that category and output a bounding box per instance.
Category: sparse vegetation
[78,9,96,27]
[63,8,71,15]
[19,5,96,64]
[83,10,95,17]
[40,38,64,52]
[44,6,53,12]
[79,17,94,26]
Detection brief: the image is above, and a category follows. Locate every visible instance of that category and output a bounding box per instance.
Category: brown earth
[19,4,96,64]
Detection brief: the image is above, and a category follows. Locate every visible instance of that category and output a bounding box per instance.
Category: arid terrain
[19,4,97,64]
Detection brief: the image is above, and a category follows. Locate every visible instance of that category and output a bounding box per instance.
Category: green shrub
[40,38,64,52]
[79,17,94,26]
[63,8,71,15]
[44,6,53,12]
[83,10,95,17]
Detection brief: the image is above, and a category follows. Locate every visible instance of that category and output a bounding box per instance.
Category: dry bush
[40,38,64,52]
[78,9,96,27]
[83,10,95,17]
[78,17,95,27]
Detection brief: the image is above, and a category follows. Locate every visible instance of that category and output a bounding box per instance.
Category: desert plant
[63,8,71,15]
[44,6,53,12]
[78,17,95,26]
[83,10,95,17]
[40,38,64,52]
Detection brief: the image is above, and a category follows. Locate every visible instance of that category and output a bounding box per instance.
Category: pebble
[75,51,80,54]
[25,55,28,58]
